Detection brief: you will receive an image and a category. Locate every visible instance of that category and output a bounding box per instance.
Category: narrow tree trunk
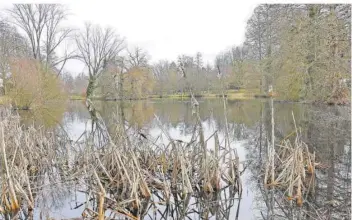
[86,78,96,99]
[306,5,318,98]
[270,96,275,183]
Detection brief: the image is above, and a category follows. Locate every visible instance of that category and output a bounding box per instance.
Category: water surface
[20,99,351,220]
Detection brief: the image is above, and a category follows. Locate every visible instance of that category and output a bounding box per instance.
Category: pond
[11,99,352,219]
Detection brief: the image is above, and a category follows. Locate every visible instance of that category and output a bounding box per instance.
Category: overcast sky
[68,0,256,59]
[63,0,258,75]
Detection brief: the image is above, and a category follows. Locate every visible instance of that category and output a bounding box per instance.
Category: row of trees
[0,4,350,104]
[152,53,230,97]
[215,4,351,103]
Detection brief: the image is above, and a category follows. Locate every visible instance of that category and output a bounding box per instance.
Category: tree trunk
[118,73,124,100]
[306,5,318,98]
[86,78,96,99]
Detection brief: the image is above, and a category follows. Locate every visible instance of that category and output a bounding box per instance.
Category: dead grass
[264,112,317,207]
[0,108,72,218]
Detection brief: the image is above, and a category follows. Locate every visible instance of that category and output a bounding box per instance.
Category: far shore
[1,90,349,108]
[67,92,350,106]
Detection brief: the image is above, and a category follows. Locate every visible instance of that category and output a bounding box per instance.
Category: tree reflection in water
[2,99,349,219]
[245,102,351,220]
[73,100,350,219]
[70,99,244,219]
[71,184,239,219]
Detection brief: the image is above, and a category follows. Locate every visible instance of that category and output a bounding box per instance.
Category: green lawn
[149,89,259,100]
[69,95,86,100]
[69,89,264,101]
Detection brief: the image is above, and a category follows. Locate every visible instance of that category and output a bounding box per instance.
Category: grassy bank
[149,89,259,100]
[69,88,348,104]
[69,89,259,101]
[69,94,86,100]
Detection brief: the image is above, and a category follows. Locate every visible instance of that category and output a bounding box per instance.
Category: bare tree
[8,4,75,75]
[127,47,148,68]
[43,5,75,73]
[124,47,154,99]
[75,23,124,98]
[195,52,203,72]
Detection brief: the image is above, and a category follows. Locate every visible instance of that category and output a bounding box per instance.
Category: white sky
[69,0,257,58]
[64,0,258,75]
[1,0,349,76]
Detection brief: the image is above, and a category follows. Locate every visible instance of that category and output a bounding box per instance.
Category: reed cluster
[0,101,243,219]
[264,113,317,207]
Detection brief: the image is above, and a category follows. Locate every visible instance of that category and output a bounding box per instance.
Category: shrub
[7,58,67,109]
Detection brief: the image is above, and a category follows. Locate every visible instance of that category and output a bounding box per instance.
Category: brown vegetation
[264,113,317,208]
[7,58,67,110]
[0,97,243,219]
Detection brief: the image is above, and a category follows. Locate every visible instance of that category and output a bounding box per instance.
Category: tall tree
[127,47,148,68]
[245,4,281,92]
[75,23,124,98]
[195,52,203,72]
[124,47,154,99]
[8,4,74,75]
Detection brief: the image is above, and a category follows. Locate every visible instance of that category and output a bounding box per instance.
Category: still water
[20,99,351,220]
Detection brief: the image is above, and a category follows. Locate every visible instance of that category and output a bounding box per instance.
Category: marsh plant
[0,97,244,219]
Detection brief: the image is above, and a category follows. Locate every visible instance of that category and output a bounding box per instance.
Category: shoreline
[67,94,351,107]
